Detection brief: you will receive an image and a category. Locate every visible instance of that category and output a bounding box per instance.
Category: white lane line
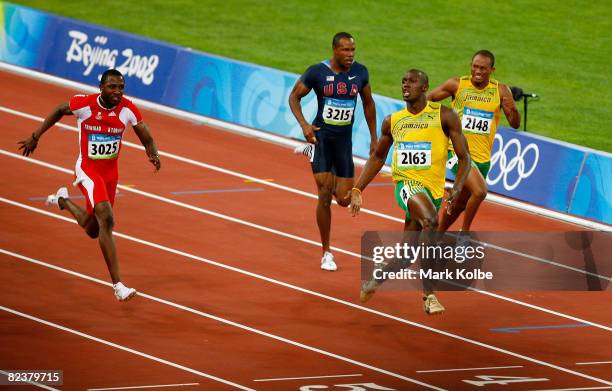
[5,102,611,233]
[532,387,612,391]
[254,373,362,382]
[0,149,361,259]
[0,105,397,223]
[0,249,444,391]
[0,306,253,391]
[2,149,611,331]
[576,361,612,366]
[0,369,59,391]
[1,65,610,232]
[4,111,611,279]
[6,108,612,285]
[472,239,611,281]
[416,365,523,373]
[87,383,199,390]
[0,218,610,389]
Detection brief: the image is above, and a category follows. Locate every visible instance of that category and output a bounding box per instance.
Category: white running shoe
[45,187,69,209]
[293,144,315,162]
[113,282,137,302]
[423,294,445,315]
[320,251,337,271]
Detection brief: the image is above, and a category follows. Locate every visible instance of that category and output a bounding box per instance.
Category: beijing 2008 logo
[487,133,539,191]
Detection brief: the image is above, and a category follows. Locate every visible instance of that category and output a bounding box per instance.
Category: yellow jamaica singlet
[451,76,501,163]
[390,102,448,199]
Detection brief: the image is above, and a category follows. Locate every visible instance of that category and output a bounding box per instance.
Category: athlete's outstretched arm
[442,106,471,215]
[133,122,161,172]
[18,102,72,156]
[426,77,459,102]
[499,83,521,129]
[360,83,378,155]
[288,79,319,144]
[348,115,393,216]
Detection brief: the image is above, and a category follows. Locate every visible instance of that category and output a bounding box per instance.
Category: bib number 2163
[396,142,431,170]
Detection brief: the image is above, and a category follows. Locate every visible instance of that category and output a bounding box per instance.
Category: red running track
[0,70,610,390]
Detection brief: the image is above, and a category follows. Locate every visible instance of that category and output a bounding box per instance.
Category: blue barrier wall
[45,18,179,102]
[1,2,610,225]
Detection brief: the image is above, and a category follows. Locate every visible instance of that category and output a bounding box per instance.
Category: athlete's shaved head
[407,69,429,84]
[472,50,495,67]
[332,32,354,48]
[100,69,124,85]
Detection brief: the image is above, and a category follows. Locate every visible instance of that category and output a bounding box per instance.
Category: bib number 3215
[323,98,355,126]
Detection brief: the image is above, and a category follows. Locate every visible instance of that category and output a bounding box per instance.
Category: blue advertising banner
[43,17,178,101]
[569,152,612,223]
[485,128,586,213]
[163,50,405,154]
[162,49,305,138]
[0,2,58,70]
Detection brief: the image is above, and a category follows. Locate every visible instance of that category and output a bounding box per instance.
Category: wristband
[351,187,362,194]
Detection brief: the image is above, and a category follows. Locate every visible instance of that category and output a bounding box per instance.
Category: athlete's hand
[301,124,320,144]
[18,134,39,156]
[148,153,161,172]
[446,187,461,215]
[346,188,363,217]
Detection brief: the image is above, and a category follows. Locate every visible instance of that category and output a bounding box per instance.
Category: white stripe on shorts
[74,156,95,208]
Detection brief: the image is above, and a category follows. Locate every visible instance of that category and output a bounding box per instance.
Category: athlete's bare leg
[314,172,353,254]
[93,201,121,284]
[59,197,99,238]
[406,193,439,296]
[460,167,487,231]
[334,176,353,208]
[438,166,485,232]
[314,172,335,254]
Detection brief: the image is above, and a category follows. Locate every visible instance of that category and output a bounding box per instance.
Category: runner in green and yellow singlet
[348,69,471,315]
[428,50,520,234]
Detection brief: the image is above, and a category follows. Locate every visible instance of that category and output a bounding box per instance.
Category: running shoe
[45,187,68,210]
[423,293,445,315]
[455,231,471,250]
[360,278,380,303]
[113,282,137,302]
[293,144,315,162]
[320,251,337,271]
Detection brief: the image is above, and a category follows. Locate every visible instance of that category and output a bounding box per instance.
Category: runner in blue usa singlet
[300,59,371,177]
[289,32,377,271]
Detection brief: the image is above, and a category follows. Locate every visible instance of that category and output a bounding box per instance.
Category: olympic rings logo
[487,133,540,191]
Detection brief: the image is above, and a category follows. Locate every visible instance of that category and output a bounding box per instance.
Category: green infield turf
[13,0,612,152]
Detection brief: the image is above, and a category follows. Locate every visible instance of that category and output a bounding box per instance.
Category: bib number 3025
[88,134,121,160]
